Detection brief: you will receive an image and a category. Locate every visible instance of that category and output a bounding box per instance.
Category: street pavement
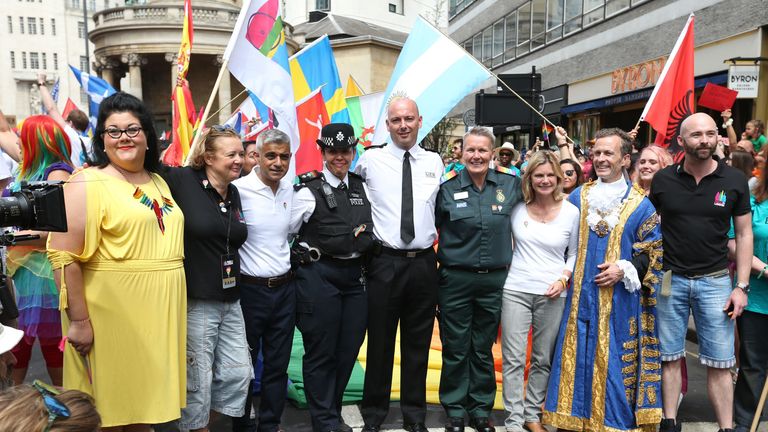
[25,336,767,432]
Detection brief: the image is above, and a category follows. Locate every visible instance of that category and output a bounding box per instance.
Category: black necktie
[401,151,415,244]
[338,182,347,191]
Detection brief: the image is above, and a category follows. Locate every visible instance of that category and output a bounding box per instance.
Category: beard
[683,140,715,161]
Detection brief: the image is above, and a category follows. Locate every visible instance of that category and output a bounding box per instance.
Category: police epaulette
[365,143,387,150]
[297,170,322,183]
[440,169,459,184]
[495,165,516,176]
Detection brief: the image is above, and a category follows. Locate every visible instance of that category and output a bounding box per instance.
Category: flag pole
[184,59,229,166]
[204,89,248,124]
[415,15,573,144]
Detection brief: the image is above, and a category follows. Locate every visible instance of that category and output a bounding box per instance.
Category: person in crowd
[445,138,464,173]
[242,139,258,176]
[543,128,663,431]
[723,109,766,153]
[231,129,295,432]
[497,142,522,175]
[501,151,579,432]
[730,150,758,191]
[559,158,583,196]
[0,380,100,431]
[37,74,93,166]
[160,125,252,432]
[354,97,444,432]
[0,110,20,190]
[48,92,186,430]
[633,145,673,194]
[291,123,375,432]
[0,323,23,391]
[727,158,768,432]
[649,113,753,432]
[436,127,521,432]
[6,115,74,387]
[556,127,582,167]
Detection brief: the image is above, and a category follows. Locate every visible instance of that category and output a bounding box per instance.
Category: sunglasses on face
[33,380,71,432]
[104,126,142,139]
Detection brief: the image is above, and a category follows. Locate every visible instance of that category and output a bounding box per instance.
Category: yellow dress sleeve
[47,169,104,310]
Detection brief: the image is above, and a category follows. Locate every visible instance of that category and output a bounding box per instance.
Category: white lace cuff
[616,259,641,293]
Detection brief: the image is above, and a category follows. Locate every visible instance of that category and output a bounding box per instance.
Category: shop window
[605,0,630,16]
[531,0,546,50]
[583,0,604,27]
[504,10,517,62]
[517,2,531,56]
[492,19,504,67]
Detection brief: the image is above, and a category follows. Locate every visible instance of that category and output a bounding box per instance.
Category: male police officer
[291,123,375,432]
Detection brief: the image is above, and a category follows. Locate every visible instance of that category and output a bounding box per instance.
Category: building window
[481,27,492,66]
[30,52,39,69]
[492,19,504,67]
[39,17,44,35]
[80,55,88,72]
[21,51,27,69]
[504,10,517,62]
[27,16,36,34]
[77,21,85,38]
[388,0,403,14]
[19,17,24,34]
[10,52,15,69]
[605,0,630,16]
[583,0,604,27]
[517,2,531,56]
[531,0,546,50]
[449,0,477,19]
[564,0,583,35]
[51,18,55,36]
[42,52,46,69]
[472,33,481,63]
[546,0,564,42]
[80,89,88,105]
[53,52,58,69]
[7,16,12,34]
[71,0,80,8]
[89,0,96,10]
[316,0,330,11]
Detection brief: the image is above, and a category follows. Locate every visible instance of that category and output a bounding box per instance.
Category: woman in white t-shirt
[500,151,580,432]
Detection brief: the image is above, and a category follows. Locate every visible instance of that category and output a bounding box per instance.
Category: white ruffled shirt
[587,178,641,293]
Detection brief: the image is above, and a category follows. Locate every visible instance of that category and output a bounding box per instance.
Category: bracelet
[722,118,733,128]
[70,317,90,324]
[559,276,569,288]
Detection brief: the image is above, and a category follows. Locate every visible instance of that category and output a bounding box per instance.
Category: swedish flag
[290,35,350,123]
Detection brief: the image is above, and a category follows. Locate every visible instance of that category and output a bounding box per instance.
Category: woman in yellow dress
[48,92,186,431]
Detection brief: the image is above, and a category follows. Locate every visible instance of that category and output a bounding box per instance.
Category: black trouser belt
[674,268,729,279]
[241,270,294,288]
[445,266,508,274]
[379,245,432,258]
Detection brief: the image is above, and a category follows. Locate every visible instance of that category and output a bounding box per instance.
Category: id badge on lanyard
[221,253,238,289]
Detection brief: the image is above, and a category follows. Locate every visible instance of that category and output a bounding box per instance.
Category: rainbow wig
[16,115,73,187]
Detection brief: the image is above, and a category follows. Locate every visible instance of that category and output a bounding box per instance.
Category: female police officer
[291,123,375,432]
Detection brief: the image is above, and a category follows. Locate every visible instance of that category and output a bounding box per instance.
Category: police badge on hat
[317,123,359,149]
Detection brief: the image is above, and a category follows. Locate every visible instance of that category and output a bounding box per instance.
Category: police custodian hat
[317,123,358,149]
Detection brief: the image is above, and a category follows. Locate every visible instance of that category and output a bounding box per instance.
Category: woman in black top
[161,126,251,431]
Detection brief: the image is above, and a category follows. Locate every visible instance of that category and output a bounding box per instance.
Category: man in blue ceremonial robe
[543,128,663,432]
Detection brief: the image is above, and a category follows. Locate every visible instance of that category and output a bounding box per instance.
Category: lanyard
[203,183,234,254]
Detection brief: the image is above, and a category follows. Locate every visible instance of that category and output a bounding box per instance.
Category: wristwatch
[735,282,750,294]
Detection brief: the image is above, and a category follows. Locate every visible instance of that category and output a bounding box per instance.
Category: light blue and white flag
[371,16,492,145]
[69,65,117,134]
[40,78,60,114]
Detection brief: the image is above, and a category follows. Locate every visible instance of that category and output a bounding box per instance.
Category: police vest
[298,172,375,257]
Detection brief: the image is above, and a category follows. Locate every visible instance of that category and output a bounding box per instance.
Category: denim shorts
[657,273,735,368]
[180,299,254,431]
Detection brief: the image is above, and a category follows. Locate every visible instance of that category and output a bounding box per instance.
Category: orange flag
[295,88,329,174]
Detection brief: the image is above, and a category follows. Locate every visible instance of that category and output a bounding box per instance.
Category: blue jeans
[657,272,735,368]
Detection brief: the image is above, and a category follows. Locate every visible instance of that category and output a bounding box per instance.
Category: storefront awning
[560,72,728,115]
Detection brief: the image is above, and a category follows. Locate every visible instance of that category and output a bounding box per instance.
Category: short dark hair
[594,128,633,156]
[66,109,90,132]
[91,92,160,172]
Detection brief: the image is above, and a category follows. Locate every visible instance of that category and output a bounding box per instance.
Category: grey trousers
[500,289,565,431]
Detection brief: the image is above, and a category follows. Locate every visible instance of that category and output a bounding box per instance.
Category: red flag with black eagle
[640,14,694,154]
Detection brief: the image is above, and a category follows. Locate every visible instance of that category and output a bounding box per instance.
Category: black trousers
[296,258,368,432]
[735,310,768,429]
[361,249,438,426]
[232,279,296,432]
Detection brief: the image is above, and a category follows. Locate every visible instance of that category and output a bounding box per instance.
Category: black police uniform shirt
[161,166,248,301]
[649,157,751,276]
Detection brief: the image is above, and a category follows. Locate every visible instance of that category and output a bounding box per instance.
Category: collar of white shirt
[245,170,292,193]
[322,165,348,188]
[387,142,424,160]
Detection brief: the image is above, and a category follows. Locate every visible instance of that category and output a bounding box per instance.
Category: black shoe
[469,417,494,432]
[718,429,735,432]
[338,422,353,432]
[660,419,682,432]
[404,423,429,432]
[445,416,465,432]
[361,425,380,432]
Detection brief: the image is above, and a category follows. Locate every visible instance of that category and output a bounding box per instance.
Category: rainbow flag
[541,122,554,141]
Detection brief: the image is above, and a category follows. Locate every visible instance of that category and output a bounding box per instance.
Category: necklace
[112,164,175,234]
[586,182,627,237]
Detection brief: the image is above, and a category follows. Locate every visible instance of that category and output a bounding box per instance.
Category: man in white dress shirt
[354,97,444,432]
[232,129,295,432]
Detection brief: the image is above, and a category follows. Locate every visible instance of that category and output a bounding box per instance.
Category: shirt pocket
[449,207,475,222]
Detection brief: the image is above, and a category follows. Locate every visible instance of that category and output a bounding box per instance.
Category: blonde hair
[632,145,673,191]
[188,126,242,169]
[522,151,565,203]
[0,385,101,431]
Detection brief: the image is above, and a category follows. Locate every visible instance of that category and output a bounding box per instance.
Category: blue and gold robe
[543,182,663,432]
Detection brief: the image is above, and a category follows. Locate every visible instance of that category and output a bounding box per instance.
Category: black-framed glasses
[564,170,575,176]
[33,380,71,432]
[104,126,142,139]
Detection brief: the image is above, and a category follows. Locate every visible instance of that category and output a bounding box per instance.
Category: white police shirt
[233,170,293,278]
[354,144,444,250]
